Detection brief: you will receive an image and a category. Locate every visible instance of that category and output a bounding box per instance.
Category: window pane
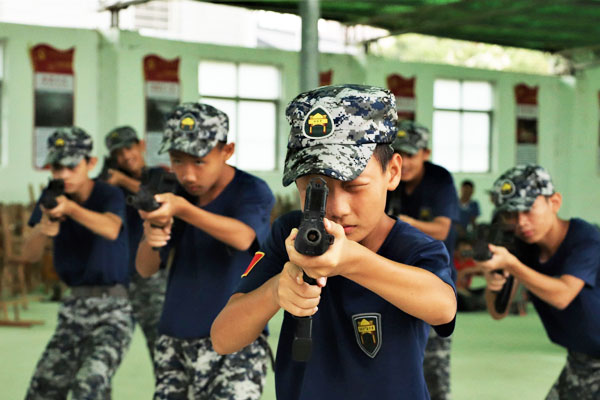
[198,61,237,97]
[461,81,493,111]
[434,79,460,109]
[238,64,280,100]
[200,97,238,165]
[237,101,276,170]
[460,112,490,172]
[432,111,461,172]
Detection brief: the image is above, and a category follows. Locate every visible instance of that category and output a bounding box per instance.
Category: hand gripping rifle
[472,223,516,314]
[40,179,65,222]
[292,177,334,362]
[127,168,179,250]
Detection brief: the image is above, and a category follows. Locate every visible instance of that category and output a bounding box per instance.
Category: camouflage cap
[159,102,228,158]
[283,84,397,187]
[491,164,555,212]
[105,126,139,153]
[390,120,430,155]
[43,127,93,168]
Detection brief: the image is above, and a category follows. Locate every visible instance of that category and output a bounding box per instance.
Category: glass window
[432,79,493,173]
[198,61,280,171]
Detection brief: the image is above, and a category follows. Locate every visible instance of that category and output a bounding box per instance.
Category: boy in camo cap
[23,127,133,399]
[102,126,168,370]
[135,102,275,399]
[212,84,457,400]
[386,120,459,400]
[479,164,600,399]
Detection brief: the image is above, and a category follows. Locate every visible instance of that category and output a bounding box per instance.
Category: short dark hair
[461,180,474,188]
[373,144,394,172]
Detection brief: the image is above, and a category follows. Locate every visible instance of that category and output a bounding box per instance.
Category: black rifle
[292,177,334,362]
[472,223,516,314]
[40,179,65,222]
[96,156,119,181]
[127,168,179,250]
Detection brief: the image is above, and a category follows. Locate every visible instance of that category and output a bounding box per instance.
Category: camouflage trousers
[128,268,167,363]
[153,334,269,400]
[25,295,134,400]
[545,351,600,400]
[423,328,452,400]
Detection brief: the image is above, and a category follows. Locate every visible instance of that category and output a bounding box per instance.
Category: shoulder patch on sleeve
[241,251,265,277]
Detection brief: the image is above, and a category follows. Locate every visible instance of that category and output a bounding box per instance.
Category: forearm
[177,201,256,251]
[408,218,450,241]
[23,226,49,263]
[135,239,162,277]
[211,276,280,354]
[67,203,121,240]
[344,244,456,325]
[508,259,579,309]
[118,175,141,194]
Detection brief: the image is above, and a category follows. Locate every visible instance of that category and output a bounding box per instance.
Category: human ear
[387,153,402,191]
[549,192,562,213]
[221,142,235,161]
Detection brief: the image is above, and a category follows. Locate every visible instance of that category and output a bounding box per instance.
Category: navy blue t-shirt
[236,211,455,400]
[387,161,459,269]
[158,168,274,339]
[28,180,129,287]
[521,218,600,357]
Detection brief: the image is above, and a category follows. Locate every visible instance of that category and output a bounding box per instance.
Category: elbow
[553,297,572,311]
[429,295,457,326]
[136,264,154,278]
[210,320,235,355]
[234,233,257,252]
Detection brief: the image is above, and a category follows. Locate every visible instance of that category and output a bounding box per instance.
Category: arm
[399,215,451,241]
[47,196,122,241]
[107,169,142,194]
[288,220,456,326]
[144,193,257,251]
[135,219,171,278]
[480,244,585,311]
[22,214,57,263]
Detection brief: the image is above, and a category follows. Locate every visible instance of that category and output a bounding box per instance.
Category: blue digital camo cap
[391,120,430,155]
[43,127,93,168]
[491,164,555,212]
[159,102,228,158]
[105,126,139,153]
[283,84,397,187]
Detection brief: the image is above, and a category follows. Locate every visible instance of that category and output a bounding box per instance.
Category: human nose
[325,188,351,221]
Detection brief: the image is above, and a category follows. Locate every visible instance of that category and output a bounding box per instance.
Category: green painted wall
[1,22,599,224]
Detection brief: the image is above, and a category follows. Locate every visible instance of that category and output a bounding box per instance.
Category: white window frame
[198,60,280,171]
[432,79,493,173]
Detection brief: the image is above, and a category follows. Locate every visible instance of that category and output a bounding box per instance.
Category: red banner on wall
[514,83,539,164]
[386,74,415,121]
[319,70,333,87]
[143,54,180,167]
[30,44,75,169]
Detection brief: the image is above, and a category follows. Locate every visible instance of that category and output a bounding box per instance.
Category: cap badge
[500,180,515,197]
[397,130,407,138]
[303,107,334,139]
[180,115,197,132]
[54,138,65,147]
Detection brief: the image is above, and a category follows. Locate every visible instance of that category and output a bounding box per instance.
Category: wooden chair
[0,204,43,327]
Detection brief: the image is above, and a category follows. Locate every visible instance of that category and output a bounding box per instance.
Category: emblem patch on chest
[352,313,382,358]
[419,207,433,221]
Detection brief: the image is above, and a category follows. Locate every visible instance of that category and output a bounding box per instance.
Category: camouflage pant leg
[154,335,190,400]
[423,328,452,400]
[129,269,167,362]
[199,335,269,400]
[154,335,269,400]
[545,351,600,400]
[71,297,134,400]
[25,297,133,400]
[25,298,87,400]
